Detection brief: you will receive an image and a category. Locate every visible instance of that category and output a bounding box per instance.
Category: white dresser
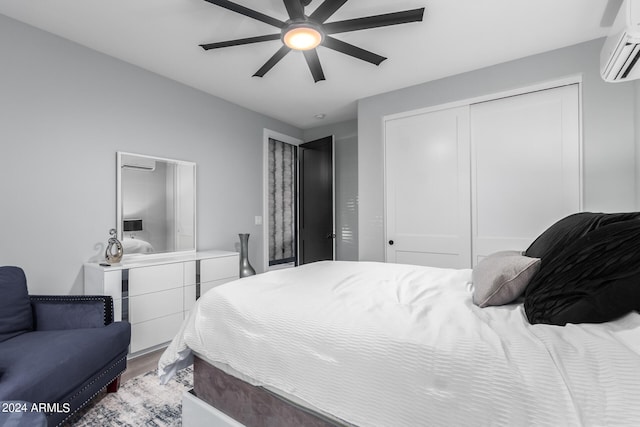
[84,250,239,355]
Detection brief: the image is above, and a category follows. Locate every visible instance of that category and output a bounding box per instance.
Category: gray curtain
[268,138,297,265]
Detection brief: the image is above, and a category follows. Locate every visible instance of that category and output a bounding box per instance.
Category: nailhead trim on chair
[55,354,128,427]
[27,295,122,424]
[29,295,114,325]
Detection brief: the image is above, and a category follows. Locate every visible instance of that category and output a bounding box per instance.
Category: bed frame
[182,356,349,427]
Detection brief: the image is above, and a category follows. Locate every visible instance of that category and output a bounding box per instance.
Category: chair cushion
[0,322,131,403]
[0,267,33,343]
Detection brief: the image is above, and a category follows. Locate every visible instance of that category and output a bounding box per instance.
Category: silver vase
[105,228,123,264]
[238,233,256,278]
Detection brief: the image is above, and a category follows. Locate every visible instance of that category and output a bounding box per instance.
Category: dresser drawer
[103,270,122,298]
[184,261,197,286]
[184,284,196,313]
[200,255,238,283]
[130,313,183,354]
[113,298,122,322]
[201,277,237,297]
[129,287,183,324]
[129,263,184,296]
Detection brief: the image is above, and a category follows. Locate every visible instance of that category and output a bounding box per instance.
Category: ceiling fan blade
[309,0,349,23]
[322,36,386,65]
[303,49,326,82]
[323,8,425,34]
[200,34,281,50]
[203,0,285,28]
[283,0,306,20]
[254,45,292,77]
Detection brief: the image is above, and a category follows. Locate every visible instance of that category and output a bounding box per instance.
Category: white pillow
[472,251,541,308]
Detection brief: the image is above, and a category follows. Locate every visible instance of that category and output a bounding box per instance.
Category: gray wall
[358,38,638,262]
[303,120,358,261]
[0,15,302,294]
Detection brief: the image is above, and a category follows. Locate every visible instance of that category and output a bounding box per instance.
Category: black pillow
[524,212,640,262]
[524,219,640,325]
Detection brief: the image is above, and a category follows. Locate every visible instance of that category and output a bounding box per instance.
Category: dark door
[299,136,334,264]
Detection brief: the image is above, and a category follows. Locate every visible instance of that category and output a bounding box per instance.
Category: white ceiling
[0,0,617,129]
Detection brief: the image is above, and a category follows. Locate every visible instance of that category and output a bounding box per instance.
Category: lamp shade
[123,219,143,232]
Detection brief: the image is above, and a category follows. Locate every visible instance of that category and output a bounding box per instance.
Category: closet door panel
[385,106,471,268]
[471,84,581,264]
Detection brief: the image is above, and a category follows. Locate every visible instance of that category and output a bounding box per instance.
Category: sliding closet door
[385,106,471,268]
[470,84,581,264]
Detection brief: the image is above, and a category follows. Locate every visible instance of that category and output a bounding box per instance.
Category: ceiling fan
[199,0,425,82]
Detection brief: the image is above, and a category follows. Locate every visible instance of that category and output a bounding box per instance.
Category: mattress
[159,260,640,426]
[191,355,347,426]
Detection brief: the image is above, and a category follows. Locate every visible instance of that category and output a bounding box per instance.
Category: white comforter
[159,261,640,427]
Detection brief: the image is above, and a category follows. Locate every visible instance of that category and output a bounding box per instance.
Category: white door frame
[262,129,302,272]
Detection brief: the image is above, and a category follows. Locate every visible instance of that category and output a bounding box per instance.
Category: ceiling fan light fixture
[282,23,324,50]
[200,0,426,82]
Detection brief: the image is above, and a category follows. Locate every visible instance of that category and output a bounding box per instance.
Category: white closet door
[471,84,581,264]
[385,106,471,268]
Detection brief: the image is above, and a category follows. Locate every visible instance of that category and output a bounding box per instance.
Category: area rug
[65,367,193,426]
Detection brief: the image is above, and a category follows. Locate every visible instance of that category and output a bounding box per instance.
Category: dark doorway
[299,136,334,264]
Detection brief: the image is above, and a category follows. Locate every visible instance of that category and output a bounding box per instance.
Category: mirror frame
[116,151,197,259]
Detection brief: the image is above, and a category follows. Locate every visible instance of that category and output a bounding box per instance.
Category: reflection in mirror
[117,152,196,258]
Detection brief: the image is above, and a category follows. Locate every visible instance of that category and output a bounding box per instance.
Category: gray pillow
[472,251,541,308]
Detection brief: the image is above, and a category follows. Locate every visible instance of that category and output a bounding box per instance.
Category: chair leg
[106,375,121,393]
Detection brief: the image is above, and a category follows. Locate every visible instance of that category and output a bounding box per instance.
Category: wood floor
[122,348,165,383]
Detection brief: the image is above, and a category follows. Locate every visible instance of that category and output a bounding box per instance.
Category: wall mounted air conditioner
[601,0,640,82]
[121,154,156,171]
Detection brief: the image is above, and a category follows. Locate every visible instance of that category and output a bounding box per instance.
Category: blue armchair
[0,266,131,426]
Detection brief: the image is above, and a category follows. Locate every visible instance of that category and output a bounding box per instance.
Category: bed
[122,237,155,254]
[158,213,640,426]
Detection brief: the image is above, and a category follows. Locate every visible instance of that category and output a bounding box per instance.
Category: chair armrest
[30,295,114,331]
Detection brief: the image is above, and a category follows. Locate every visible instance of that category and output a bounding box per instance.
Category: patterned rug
[65,367,193,426]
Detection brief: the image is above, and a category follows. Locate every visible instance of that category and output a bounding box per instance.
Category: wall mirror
[117,152,196,258]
